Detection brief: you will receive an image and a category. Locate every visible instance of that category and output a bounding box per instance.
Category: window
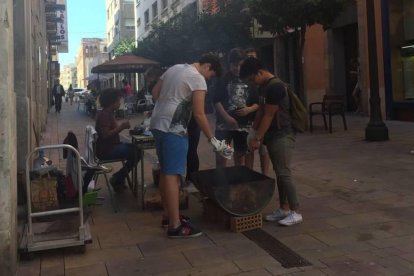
[137,18,141,27]
[144,9,149,25]
[161,0,168,10]
[152,1,158,19]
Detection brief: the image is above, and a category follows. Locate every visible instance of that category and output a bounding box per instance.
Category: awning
[84,73,113,81]
[91,54,159,74]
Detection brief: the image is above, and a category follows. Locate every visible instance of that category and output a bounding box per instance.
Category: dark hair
[198,53,222,77]
[239,57,265,80]
[99,88,122,108]
[244,47,257,58]
[227,48,246,65]
[145,66,164,91]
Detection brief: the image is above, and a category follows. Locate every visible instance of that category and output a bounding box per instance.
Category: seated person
[95,88,140,192]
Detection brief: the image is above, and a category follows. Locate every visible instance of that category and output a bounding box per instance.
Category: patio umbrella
[83,73,113,81]
[91,54,159,74]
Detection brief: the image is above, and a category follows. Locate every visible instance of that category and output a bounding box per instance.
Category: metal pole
[365,0,389,141]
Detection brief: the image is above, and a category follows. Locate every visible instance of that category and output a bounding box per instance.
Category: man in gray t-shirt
[150,54,226,238]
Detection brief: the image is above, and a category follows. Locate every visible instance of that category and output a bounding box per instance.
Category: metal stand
[19,144,92,257]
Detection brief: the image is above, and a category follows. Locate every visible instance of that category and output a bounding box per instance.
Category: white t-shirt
[150,64,207,135]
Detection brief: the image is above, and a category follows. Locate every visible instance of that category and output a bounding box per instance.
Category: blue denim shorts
[152,129,188,175]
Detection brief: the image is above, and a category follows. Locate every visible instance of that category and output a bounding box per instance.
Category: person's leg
[215,130,231,168]
[160,174,181,228]
[267,133,298,211]
[104,143,139,185]
[186,116,201,181]
[259,144,270,175]
[232,131,248,166]
[245,151,254,170]
[56,98,62,112]
[267,133,302,226]
[54,97,58,112]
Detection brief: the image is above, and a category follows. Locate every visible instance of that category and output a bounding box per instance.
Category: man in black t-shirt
[213,48,259,167]
[240,57,303,227]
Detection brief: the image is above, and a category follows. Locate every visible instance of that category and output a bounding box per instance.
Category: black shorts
[215,130,248,154]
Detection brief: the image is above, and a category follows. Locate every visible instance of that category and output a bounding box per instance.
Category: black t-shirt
[260,78,292,136]
[214,72,258,131]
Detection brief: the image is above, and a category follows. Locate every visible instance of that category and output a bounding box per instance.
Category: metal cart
[19,144,92,258]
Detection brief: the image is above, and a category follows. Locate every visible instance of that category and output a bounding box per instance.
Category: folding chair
[84,125,132,212]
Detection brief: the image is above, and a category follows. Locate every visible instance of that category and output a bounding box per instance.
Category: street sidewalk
[17,100,414,275]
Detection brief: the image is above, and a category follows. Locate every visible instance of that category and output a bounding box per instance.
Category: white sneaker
[278,211,303,226]
[265,209,290,222]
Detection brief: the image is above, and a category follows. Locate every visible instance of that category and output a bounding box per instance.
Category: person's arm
[252,105,263,130]
[151,79,162,101]
[235,103,259,117]
[97,113,130,140]
[192,90,214,141]
[214,102,239,130]
[249,104,279,150]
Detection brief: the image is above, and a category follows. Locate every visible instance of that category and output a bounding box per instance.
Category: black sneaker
[109,176,123,193]
[161,214,190,228]
[167,223,203,239]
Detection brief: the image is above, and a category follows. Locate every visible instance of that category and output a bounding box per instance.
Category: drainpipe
[365,0,389,141]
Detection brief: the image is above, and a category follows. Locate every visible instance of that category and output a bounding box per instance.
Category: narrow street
[16,100,414,275]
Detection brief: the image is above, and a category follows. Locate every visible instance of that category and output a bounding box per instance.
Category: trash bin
[191,166,275,216]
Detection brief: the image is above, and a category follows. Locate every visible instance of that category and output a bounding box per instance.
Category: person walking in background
[244,47,270,175]
[68,84,74,105]
[150,53,229,238]
[240,57,303,226]
[213,48,259,168]
[95,88,140,192]
[52,79,65,113]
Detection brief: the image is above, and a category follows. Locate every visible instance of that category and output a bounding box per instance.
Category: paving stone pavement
[16,100,414,275]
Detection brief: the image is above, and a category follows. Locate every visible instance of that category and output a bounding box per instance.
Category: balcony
[171,0,180,9]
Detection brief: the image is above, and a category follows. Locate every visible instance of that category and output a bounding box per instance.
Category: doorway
[343,23,359,111]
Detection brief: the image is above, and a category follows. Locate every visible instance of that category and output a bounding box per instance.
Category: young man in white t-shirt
[150,54,228,238]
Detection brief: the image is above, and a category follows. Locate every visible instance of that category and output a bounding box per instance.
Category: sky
[58,0,107,66]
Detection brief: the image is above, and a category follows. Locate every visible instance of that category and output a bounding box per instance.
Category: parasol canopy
[91,54,159,74]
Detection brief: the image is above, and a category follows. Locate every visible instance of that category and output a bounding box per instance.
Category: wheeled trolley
[19,144,92,257]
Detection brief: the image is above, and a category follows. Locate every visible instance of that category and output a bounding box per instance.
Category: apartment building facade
[106,0,135,58]
[76,38,108,88]
[60,63,78,89]
[1,0,70,274]
[134,0,200,41]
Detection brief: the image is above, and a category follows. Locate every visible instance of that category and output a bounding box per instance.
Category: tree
[134,1,254,67]
[113,38,136,57]
[246,0,347,100]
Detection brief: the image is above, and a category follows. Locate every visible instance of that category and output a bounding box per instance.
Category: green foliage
[246,0,347,35]
[113,38,136,57]
[134,1,253,67]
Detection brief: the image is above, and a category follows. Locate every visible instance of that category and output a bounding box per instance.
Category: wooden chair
[309,95,348,133]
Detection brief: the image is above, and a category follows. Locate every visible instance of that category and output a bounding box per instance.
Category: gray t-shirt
[150,64,207,135]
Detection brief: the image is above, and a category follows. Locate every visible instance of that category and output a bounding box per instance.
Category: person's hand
[246,129,256,151]
[210,137,234,159]
[249,138,261,151]
[235,106,250,117]
[120,120,131,130]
